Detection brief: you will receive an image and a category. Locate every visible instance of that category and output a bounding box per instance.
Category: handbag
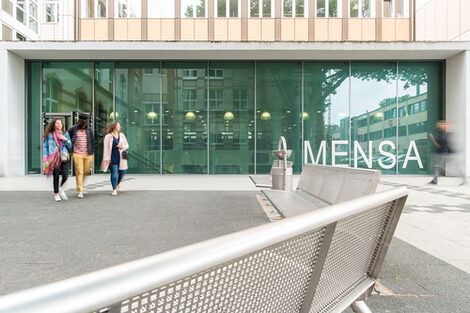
[60,150,70,162]
[122,150,129,160]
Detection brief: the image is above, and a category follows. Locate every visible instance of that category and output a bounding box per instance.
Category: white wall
[0,49,25,176]
[446,50,470,177]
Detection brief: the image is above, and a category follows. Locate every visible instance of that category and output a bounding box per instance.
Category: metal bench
[263,164,381,217]
[0,187,408,313]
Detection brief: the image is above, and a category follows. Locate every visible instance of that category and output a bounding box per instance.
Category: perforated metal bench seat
[262,189,330,217]
[263,165,382,218]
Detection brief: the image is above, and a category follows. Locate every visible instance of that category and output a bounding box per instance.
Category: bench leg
[350,301,372,313]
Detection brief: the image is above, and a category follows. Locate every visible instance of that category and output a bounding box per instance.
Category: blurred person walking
[42,118,72,202]
[429,120,466,185]
[68,114,94,198]
[101,122,129,196]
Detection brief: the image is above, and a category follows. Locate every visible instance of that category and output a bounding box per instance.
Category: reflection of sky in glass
[351,77,395,116]
[327,80,348,125]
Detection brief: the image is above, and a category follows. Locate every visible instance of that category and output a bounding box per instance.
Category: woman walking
[43,118,72,202]
[101,122,129,195]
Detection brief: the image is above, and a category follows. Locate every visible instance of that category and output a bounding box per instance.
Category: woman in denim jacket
[43,118,72,202]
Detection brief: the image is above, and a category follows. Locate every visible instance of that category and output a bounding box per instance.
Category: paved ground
[0,189,268,295]
[0,174,469,312]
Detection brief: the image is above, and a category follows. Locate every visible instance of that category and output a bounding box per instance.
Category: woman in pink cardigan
[101,122,129,195]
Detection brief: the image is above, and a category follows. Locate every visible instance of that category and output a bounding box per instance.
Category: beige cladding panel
[261,19,275,41]
[227,19,241,41]
[247,19,261,41]
[114,19,128,40]
[214,19,228,41]
[381,18,396,41]
[128,19,142,40]
[314,19,328,41]
[328,19,342,41]
[348,18,362,41]
[294,18,308,41]
[181,19,194,40]
[361,19,376,41]
[161,19,175,40]
[148,19,162,40]
[395,19,410,41]
[281,18,295,41]
[194,19,209,41]
[80,20,95,40]
[94,19,109,40]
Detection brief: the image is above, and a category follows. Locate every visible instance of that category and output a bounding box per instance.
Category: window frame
[316,0,342,18]
[95,0,107,18]
[182,0,208,18]
[216,0,241,18]
[249,0,275,18]
[383,0,409,18]
[45,0,60,23]
[349,0,375,18]
[282,0,308,18]
[115,0,141,18]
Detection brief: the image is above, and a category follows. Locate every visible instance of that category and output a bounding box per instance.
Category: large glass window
[383,0,408,18]
[162,62,208,174]
[115,0,140,18]
[304,62,350,167]
[316,0,341,18]
[45,0,59,22]
[397,62,441,174]
[29,0,38,32]
[182,0,206,18]
[209,62,254,174]
[96,0,106,17]
[94,62,114,172]
[256,62,302,174]
[42,62,93,114]
[350,0,373,17]
[2,0,13,15]
[2,24,13,40]
[81,0,93,18]
[27,61,41,174]
[149,0,175,18]
[350,62,397,174]
[249,0,273,18]
[115,62,160,174]
[283,0,306,17]
[217,0,239,17]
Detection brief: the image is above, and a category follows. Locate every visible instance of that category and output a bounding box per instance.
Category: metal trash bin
[271,136,293,192]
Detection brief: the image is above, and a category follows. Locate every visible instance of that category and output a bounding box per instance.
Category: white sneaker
[77,192,84,198]
[111,190,117,196]
[59,188,68,200]
[54,194,61,202]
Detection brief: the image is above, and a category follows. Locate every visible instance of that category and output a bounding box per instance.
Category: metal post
[351,301,373,313]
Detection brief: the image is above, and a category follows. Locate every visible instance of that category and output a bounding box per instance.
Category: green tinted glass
[162,62,208,174]
[304,62,350,167]
[256,62,302,174]
[27,61,41,173]
[115,62,161,174]
[209,62,255,174]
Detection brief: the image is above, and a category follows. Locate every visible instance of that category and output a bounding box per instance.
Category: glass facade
[26,61,443,175]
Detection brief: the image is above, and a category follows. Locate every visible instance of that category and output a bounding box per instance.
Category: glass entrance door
[41,112,73,175]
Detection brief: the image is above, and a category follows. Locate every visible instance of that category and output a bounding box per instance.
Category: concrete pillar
[446,50,470,177]
[0,49,25,176]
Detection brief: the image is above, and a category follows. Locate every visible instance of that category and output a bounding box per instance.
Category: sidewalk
[0,174,469,312]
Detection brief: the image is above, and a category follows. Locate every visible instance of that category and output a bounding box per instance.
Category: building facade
[0,1,469,177]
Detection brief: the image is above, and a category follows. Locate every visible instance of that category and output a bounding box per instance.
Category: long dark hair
[106,121,119,134]
[43,118,63,140]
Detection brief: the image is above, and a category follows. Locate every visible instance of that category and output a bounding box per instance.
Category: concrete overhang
[1,41,469,60]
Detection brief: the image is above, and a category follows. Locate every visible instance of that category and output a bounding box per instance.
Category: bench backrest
[0,188,407,313]
[297,164,381,204]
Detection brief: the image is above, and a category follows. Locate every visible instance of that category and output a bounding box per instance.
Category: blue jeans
[110,164,126,190]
